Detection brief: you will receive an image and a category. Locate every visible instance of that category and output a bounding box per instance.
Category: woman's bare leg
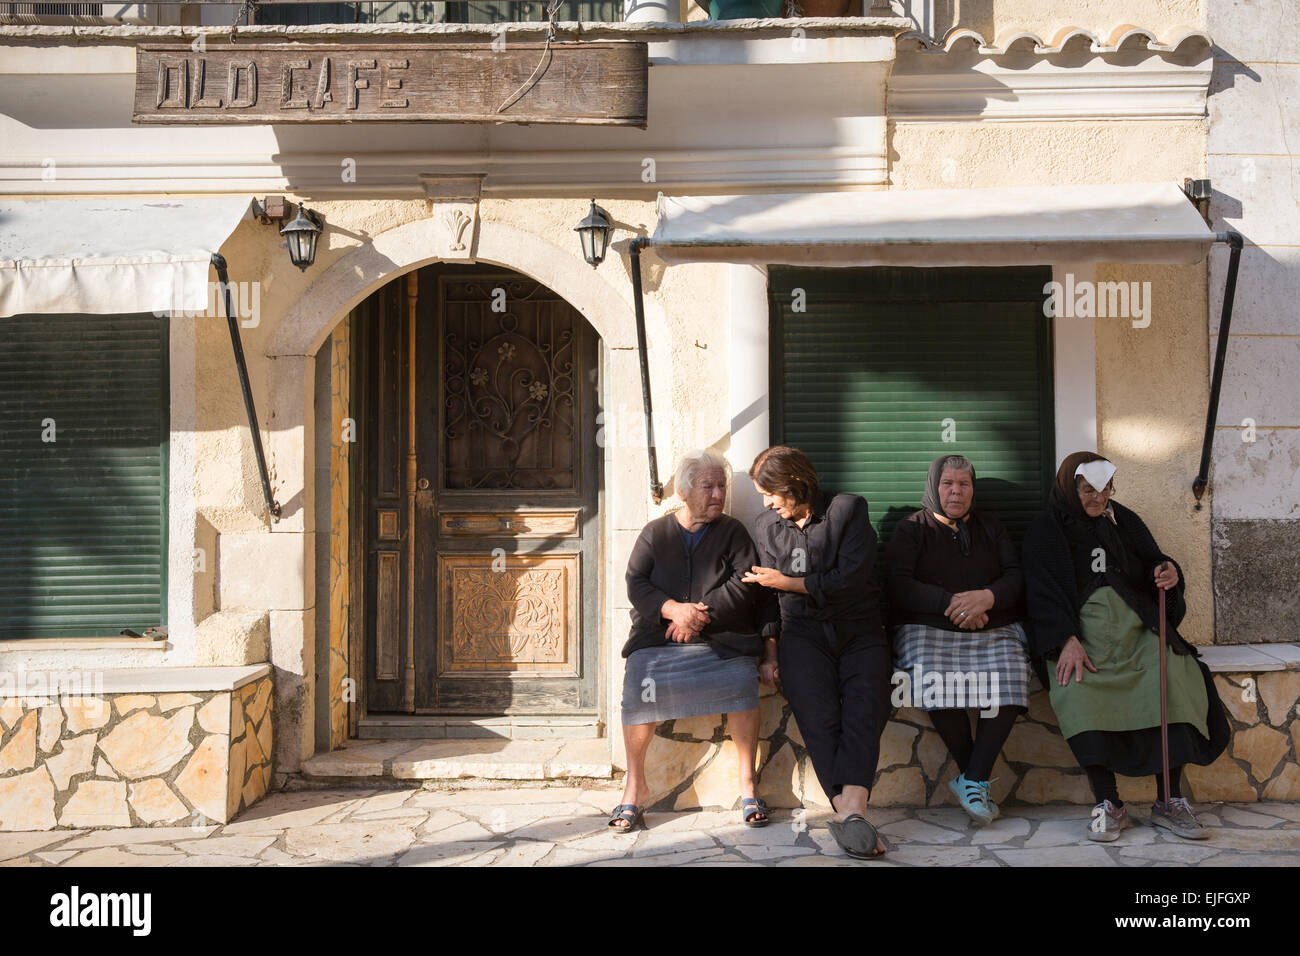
[727,707,764,821]
[612,722,656,826]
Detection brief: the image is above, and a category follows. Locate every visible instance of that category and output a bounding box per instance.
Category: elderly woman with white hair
[609,449,778,832]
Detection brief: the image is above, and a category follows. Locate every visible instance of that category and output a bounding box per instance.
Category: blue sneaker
[949,772,996,825]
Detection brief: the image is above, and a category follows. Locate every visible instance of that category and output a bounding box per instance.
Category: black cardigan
[623,513,778,659]
[884,509,1024,631]
[1021,499,1193,661]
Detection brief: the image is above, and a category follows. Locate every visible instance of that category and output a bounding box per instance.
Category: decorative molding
[898,23,1212,56]
[0,145,890,196]
[889,49,1212,122]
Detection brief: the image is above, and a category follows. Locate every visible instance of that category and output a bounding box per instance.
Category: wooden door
[360,264,600,714]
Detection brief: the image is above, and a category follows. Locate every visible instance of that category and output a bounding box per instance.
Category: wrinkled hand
[945,589,994,627]
[958,611,989,630]
[662,600,709,641]
[666,619,705,643]
[1055,635,1097,686]
[1154,562,1179,591]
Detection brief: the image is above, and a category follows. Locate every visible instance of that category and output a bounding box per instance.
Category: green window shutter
[769,266,1054,549]
[0,312,169,638]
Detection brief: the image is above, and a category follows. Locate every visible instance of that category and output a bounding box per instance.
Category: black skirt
[1064,658,1231,776]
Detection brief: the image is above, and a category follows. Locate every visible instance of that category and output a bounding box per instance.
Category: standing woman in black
[743,445,891,859]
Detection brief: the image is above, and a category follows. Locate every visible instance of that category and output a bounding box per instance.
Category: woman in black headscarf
[1022,451,1229,843]
[885,454,1032,825]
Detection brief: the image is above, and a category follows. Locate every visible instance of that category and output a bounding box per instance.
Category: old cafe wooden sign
[133,42,648,126]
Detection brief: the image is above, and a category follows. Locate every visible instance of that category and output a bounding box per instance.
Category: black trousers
[777,620,892,801]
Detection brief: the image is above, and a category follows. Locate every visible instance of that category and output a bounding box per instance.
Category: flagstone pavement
[3,788,1300,867]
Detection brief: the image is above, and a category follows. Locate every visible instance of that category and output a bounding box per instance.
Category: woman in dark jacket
[611,449,777,833]
[885,454,1032,825]
[1022,451,1229,843]
[743,445,891,859]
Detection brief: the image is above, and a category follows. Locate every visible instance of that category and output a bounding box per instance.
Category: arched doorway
[350,262,603,722]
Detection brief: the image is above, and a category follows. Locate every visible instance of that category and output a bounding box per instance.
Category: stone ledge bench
[655,643,1300,811]
[0,665,272,831]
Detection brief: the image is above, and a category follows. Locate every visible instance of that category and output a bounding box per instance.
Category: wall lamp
[575,200,613,268]
[253,195,324,272]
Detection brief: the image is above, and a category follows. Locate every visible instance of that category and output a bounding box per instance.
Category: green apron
[1049,586,1209,740]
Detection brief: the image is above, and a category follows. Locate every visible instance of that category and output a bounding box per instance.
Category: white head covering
[1075,459,1117,492]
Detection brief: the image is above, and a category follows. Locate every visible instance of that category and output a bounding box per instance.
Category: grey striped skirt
[892,622,1032,710]
[621,643,760,725]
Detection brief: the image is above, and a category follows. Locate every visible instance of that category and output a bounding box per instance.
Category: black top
[751,488,883,639]
[623,513,777,659]
[884,508,1024,631]
[1021,498,1191,660]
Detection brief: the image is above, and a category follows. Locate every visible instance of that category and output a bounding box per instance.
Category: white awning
[650,183,1214,266]
[0,197,251,318]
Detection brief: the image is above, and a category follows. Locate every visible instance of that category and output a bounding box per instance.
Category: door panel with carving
[361,263,600,715]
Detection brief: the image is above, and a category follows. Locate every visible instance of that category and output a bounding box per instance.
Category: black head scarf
[923,455,976,557]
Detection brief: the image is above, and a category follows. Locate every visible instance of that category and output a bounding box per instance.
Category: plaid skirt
[621,643,760,725]
[892,622,1032,710]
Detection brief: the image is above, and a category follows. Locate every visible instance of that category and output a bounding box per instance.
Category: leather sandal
[741,797,770,828]
[607,803,645,833]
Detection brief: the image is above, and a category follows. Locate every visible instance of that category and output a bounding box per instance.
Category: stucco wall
[1205,0,1300,644]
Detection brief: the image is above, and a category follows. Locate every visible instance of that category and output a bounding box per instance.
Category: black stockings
[928,706,1025,782]
[1085,765,1184,807]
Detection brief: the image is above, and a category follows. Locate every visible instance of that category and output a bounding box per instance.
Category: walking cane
[1157,562,1171,811]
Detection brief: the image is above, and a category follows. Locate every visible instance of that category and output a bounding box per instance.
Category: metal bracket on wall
[628,238,665,505]
[1193,230,1244,505]
[211,253,282,521]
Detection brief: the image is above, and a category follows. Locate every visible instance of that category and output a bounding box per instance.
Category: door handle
[417,478,429,490]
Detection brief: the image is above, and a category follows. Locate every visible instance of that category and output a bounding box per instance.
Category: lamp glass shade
[575,202,612,267]
[280,207,322,271]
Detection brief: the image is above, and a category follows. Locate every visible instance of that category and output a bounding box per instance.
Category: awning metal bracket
[629,238,664,505]
[1194,230,1244,504]
[211,252,282,521]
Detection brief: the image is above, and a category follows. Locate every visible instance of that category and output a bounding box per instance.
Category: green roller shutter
[770,266,1054,550]
[0,313,169,638]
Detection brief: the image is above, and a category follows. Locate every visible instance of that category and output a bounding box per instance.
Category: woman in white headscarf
[1022,452,1229,844]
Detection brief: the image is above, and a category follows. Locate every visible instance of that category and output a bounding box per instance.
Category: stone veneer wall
[0,676,273,830]
[648,672,1300,810]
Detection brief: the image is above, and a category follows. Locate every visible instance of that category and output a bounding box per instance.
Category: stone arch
[267,215,635,357]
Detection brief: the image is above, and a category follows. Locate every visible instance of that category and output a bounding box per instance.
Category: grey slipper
[828,813,885,859]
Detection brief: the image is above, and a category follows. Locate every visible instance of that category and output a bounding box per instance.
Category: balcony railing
[0,0,629,23]
[250,1,625,24]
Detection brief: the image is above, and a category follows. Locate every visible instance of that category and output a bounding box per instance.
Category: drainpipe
[628,238,664,504]
[211,253,282,521]
[1193,230,1244,504]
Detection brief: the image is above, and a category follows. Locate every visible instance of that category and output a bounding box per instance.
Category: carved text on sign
[134,43,648,126]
